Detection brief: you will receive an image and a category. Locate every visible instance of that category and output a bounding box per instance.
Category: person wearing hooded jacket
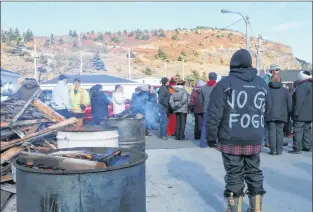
[266,75,292,155]
[131,84,153,136]
[289,71,312,154]
[90,84,111,125]
[206,49,268,212]
[262,64,281,148]
[169,80,189,140]
[189,80,205,140]
[158,77,170,140]
[199,72,217,147]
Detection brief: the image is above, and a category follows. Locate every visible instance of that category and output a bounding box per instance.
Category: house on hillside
[0,68,22,90]
[133,77,162,86]
[40,74,141,100]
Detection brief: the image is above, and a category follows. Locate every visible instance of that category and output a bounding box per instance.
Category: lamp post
[221,9,250,52]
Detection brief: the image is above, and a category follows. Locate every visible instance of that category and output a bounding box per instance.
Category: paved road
[3,116,311,212]
[145,115,312,212]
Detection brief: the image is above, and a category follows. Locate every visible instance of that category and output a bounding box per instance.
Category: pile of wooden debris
[0,78,78,211]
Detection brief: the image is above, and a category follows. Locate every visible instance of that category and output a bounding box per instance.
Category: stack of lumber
[0,78,78,210]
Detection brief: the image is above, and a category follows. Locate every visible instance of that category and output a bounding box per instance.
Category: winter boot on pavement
[247,194,263,212]
[288,149,302,154]
[226,192,243,212]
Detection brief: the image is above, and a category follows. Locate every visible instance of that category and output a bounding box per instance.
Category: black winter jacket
[158,85,170,110]
[293,79,312,121]
[90,88,111,124]
[266,82,292,123]
[206,69,269,145]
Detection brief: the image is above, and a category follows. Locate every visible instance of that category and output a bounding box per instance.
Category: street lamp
[221,9,250,52]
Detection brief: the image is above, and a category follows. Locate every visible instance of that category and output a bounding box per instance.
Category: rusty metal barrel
[106,118,146,152]
[14,147,148,212]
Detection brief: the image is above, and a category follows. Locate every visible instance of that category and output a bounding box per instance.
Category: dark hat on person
[169,77,176,86]
[230,49,252,69]
[161,77,169,85]
[58,74,68,81]
[176,79,186,86]
[115,84,121,91]
[73,77,81,83]
[208,72,217,80]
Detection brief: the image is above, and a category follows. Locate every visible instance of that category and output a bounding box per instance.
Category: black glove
[207,140,216,148]
[80,104,86,110]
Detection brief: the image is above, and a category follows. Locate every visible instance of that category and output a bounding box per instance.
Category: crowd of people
[155,49,312,211]
[49,50,311,211]
[50,75,159,132]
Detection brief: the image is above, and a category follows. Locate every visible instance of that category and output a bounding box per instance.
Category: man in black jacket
[158,77,170,140]
[289,71,312,154]
[206,49,268,212]
[266,76,292,155]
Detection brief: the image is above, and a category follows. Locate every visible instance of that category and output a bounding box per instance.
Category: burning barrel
[57,125,119,148]
[106,118,146,152]
[14,147,148,212]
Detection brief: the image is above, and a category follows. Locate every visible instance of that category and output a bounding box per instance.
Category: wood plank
[9,88,42,125]
[43,140,57,150]
[0,190,11,210]
[32,99,66,122]
[19,152,107,170]
[1,117,78,151]
[1,193,16,212]
[0,163,12,176]
[1,119,47,128]
[0,147,25,165]
[0,183,16,194]
[24,124,40,136]
[0,174,13,183]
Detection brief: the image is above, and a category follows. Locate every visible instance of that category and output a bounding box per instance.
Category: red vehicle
[85,91,131,121]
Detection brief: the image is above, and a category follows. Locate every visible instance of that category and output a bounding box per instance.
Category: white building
[1,68,22,91]
[40,74,141,99]
[133,77,162,86]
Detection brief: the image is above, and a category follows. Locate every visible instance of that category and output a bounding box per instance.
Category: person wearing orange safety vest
[69,78,90,115]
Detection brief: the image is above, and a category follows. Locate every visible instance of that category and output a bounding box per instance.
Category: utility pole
[245,15,250,52]
[49,29,52,49]
[182,59,185,80]
[34,43,37,80]
[128,48,131,80]
[256,34,262,75]
[164,62,167,77]
[79,33,83,75]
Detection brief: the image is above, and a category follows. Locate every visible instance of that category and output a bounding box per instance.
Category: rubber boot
[247,194,263,212]
[226,192,243,212]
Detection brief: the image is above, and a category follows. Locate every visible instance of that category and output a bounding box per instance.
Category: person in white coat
[112,84,125,116]
[51,75,72,118]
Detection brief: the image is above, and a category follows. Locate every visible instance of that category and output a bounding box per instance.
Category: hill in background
[1,26,311,83]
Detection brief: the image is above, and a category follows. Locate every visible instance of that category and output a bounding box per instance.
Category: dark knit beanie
[230,49,252,69]
[161,77,169,85]
[208,72,217,80]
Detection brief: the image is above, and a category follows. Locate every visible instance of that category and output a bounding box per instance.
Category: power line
[225,18,244,30]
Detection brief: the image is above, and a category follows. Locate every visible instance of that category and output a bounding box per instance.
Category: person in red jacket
[167,78,177,136]
[189,80,205,139]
